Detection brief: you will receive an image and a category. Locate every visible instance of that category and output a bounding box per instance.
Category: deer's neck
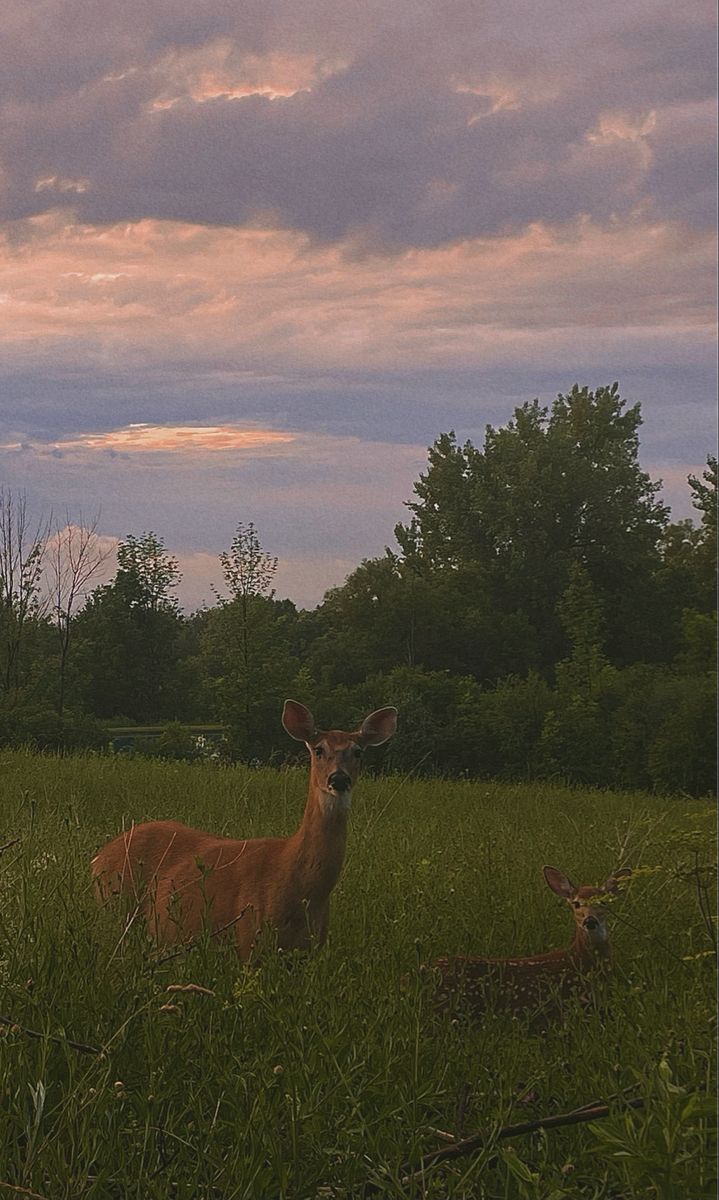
[570,928,611,971]
[287,781,349,901]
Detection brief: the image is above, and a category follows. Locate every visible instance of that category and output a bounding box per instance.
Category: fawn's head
[282,700,397,812]
[543,865,632,955]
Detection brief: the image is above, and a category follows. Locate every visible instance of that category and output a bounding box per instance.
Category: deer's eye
[353,748,362,759]
[314,746,324,758]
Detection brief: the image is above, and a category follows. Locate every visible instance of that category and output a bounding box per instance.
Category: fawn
[430,865,631,1023]
[92,700,397,960]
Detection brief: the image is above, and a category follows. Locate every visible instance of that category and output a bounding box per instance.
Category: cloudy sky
[1,0,715,608]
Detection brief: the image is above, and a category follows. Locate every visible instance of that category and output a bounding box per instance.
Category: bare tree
[47,514,114,716]
[0,488,49,697]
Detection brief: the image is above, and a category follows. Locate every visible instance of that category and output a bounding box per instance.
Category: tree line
[1,384,715,795]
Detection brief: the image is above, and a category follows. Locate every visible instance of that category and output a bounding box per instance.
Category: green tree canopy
[396,384,670,669]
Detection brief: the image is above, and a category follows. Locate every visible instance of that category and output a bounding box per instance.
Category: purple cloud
[2,1,715,242]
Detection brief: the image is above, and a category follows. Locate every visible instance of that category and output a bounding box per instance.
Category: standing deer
[430,865,631,1023]
[92,700,397,960]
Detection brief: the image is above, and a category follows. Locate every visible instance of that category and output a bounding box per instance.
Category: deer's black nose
[328,771,352,793]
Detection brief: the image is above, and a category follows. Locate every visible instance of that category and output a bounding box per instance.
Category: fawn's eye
[314,746,324,758]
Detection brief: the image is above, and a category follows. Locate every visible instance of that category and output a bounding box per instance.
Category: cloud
[1,423,296,454]
[0,215,713,377]
[0,426,428,608]
[1,2,714,243]
[0,0,714,607]
[8,424,709,611]
[0,420,710,609]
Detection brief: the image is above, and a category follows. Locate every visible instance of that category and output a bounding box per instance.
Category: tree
[218,522,278,605]
[115,531,181,612]
[396,384,670,670]
[656,457,717,663]
[540,564,614,786]
[215,522,278,727]
[46,515,112,717]
[687,455,717,613]
[74,532,186,722]
[201,522,292,757]
[0,488,49,697]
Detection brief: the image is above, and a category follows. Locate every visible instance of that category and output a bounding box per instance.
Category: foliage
[115,531,181,612]
[2,387,716,791]
[0,488,49,696]
[396,384,671,669]
[0,752,714,1197]
[72,533,187,724]
[217,520,278,604]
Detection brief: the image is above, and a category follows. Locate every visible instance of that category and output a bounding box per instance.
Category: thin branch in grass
[422,1083,642,1151]
[105,824,179,965]
[398,1098,647,1188]
[166,983,215,996]
[571,1083,642,1113]
[0,1182,52,1199]
[425,1126,457,1143]
[0,1013,101,1057]
[145,906,251,970]
[0,837,21,856]
[358,1094,647,1196]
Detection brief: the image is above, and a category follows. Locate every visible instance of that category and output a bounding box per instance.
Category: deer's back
[92,820,293,951]
[432,949,594,1021]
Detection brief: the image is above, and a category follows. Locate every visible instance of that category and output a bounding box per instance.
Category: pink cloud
[31,424,295,454]
[0,214,714,376]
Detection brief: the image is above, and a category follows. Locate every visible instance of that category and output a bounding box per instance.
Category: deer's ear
[282,700,317,743]
[358,707,398,747]
[543,866,577,899]
[600,868,632,894]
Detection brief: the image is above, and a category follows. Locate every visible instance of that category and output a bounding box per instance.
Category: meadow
[0,749,715,1199]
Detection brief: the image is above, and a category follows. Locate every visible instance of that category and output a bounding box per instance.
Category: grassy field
[0,748,715,1198]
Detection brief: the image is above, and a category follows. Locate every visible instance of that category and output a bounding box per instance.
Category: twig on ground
[425,1126,458,1143]
[0,837,21,856]
[166,983,215,996]
[0,1180,52,1198]
[397,1098,646,1190]
[0,1013,101,1057]
[358,1093,646,1196]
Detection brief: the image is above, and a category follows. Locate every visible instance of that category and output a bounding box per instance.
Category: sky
[1,0,716,610]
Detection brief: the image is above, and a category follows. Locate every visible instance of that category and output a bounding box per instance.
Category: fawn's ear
[358,707,398,747]
[543,866,577,899]
[599,867,632,894]
[282,700,318,743]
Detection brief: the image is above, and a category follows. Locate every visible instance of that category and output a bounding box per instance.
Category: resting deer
[92,700,397,960]
[430,866,631,1023]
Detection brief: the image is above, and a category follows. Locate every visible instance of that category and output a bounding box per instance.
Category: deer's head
[543,865,631,956]
[282,700,397,813]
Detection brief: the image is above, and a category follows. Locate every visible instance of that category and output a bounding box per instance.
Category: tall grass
[0,749,715,1198]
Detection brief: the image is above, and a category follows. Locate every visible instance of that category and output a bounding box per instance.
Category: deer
[429,865,631,1024]
[91,700,397,961]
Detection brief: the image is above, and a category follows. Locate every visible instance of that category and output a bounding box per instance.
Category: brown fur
[430,866,631,1024]
[91,700,396,961]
